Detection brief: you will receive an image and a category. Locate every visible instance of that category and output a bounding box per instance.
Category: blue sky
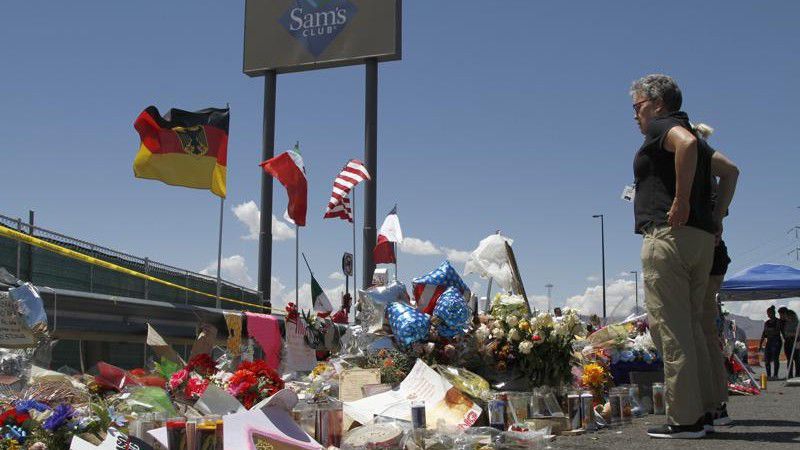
[1,1,798,319]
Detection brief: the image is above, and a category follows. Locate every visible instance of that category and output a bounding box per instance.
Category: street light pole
[629,270,639,315]
[545,283,553,313]
[592,214,606,322]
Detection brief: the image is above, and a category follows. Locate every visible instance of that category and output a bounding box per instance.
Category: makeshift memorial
[412,261,469,314]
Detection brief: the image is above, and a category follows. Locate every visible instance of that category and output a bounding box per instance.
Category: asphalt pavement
[554,372,800,449]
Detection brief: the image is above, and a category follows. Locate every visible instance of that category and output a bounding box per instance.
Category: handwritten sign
[0,292,34,348]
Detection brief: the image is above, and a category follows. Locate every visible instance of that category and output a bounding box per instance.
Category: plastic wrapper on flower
[464,233,515,291]
[9,283,48,330]
[434,365,491,401]
[357,281,411,333]
[432,287,470,329]
[124,386,178,416]
[386,302,430,346]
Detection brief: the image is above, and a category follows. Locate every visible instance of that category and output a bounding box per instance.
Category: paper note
[343,359,481,429]
[339,368,381,402]
[0,292,35,348]
[284,319,317,372]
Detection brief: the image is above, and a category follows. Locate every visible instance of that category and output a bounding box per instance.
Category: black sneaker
[704,413,715,433]
[647,417,706,439]
[713,403,732,426]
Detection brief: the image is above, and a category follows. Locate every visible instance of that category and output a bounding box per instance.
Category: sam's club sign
[280,0,357,56]
[244,0,401,75]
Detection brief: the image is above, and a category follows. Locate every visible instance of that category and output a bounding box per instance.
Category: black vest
[633,111,715,234]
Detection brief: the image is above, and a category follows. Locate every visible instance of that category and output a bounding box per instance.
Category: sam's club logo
[279,0,358,57]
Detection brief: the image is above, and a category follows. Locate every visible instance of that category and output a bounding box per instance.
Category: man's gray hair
[630,74,682,112]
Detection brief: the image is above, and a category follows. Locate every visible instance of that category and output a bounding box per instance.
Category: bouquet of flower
[166,353,218,402]
[225,360,284,409]
[363,349,416,385]
[580,362,612,401]
[474,294,583,389]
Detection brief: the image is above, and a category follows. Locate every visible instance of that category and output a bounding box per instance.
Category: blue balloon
[387,302,430,346]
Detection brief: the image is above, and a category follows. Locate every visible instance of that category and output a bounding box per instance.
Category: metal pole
[630,270,639,315]
[545,283,553,313]
[15,218,22,279]
[593,214,607,322]
[27,210,34,283]
[295,223,299,306]
[144,257,150,299]
[215,196,225,308]
[601,215,606,322]
[352,187,358,296]
[258,70,277,311]
[89,245,95,292]
[362,58,378,289]
[485,278,493,313]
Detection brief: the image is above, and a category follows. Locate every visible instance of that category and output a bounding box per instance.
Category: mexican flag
[311,273,333,313]
[260,144,307,226]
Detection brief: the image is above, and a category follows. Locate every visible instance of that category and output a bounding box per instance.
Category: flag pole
[352,187,358,296]
[393,204,398,280]
[215,196,225,309]
[295,222,299,307]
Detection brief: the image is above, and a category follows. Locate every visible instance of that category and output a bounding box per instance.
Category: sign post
[244,0,401,302]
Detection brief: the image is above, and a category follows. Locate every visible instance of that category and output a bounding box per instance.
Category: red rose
[532,334,542,342]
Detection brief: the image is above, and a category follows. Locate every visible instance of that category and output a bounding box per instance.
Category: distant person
[778,307,799,378]
[759,306,782,380]
[630,74,726,439]
[695,122,739,427]
[553,307,562,317]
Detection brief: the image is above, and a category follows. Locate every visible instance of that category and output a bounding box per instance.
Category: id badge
[621,184,636,202]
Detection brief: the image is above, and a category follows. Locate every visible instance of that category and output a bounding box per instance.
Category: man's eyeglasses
[633,99,649,113]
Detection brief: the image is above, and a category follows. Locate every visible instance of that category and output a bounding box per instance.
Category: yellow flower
[518,320,530,331]
[581,363,607,388]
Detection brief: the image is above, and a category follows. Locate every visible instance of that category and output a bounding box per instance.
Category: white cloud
[565,278,645,319]
[232,200,295,241]
[399,237,442,256]
[329,272,346,281]
[586,275,600,282]
[724,299,800,321]
[200,255,255,289]
[442,247,471,264]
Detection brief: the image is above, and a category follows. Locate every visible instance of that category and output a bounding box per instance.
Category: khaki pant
[701,275,728,410]
[641,225,715,425]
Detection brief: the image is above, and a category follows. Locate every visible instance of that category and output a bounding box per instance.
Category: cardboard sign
[339,368,381,402]
[0,292,35,348]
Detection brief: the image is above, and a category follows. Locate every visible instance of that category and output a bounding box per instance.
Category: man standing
[759,306,783,380]
[699,127,739,428]
[630,74,725,439]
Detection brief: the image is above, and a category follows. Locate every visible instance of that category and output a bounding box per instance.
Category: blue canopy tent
[719,263,800,382]
[719,264,800,301]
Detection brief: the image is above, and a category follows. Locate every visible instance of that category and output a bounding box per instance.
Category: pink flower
[168,369,189,391]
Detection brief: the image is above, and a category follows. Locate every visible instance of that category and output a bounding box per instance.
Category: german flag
[133,106,229,198]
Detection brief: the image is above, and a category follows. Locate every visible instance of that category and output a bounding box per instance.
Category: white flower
[492,328,505,339]
[476,324,491,342]
[531,312,554,331]
[506,315,519,327]
[508,328,521,342]
[519,341,534,355]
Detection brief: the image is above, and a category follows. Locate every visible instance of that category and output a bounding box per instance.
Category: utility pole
[629,270,639,315]
[545,283,554,313]
[592,214,607,322]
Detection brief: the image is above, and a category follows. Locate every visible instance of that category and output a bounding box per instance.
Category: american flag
[323,159,371,222]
